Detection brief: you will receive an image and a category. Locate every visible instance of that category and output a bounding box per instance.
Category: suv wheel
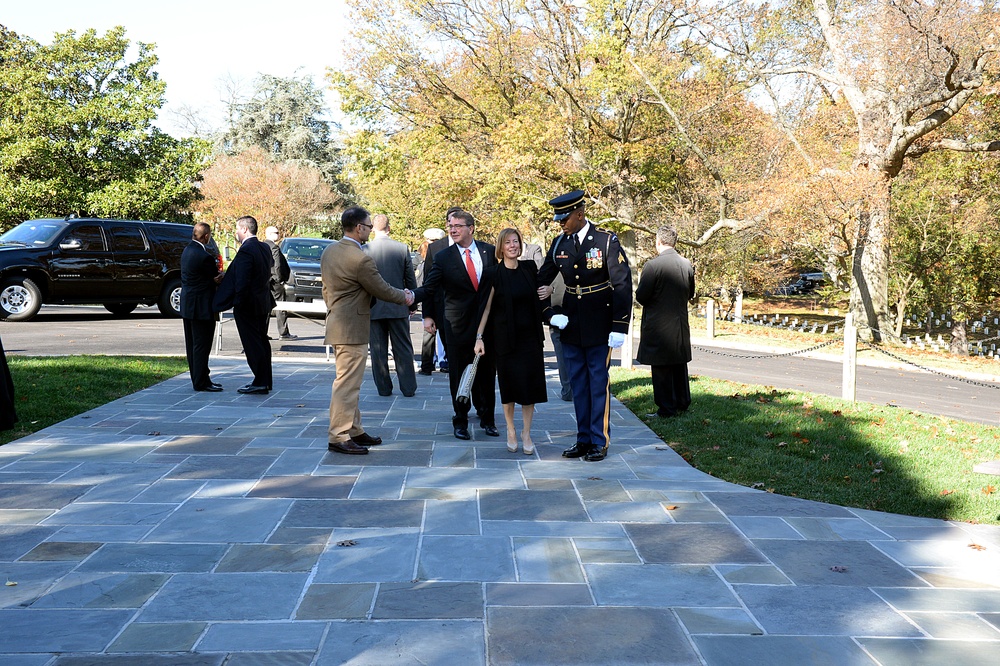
[104,302,138,316]
[0,277,43,321]
[158,277,182,317]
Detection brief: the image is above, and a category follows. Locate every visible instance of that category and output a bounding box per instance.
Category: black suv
[0,217,192,321]
[279,237,335,302]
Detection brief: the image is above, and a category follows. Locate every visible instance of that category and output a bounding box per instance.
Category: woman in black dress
[474,228,552,454]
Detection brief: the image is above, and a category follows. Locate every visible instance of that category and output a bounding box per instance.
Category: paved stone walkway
[2,357,1000,665]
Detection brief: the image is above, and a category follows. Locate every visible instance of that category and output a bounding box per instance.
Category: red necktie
[465,248,479,290]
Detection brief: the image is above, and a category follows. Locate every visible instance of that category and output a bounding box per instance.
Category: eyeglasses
[357,222,372,229]
[446,224,470,230]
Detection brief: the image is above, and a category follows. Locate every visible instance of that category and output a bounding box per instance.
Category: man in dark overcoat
[537,190,633,462]
[213,215,275,394]
[181,222,223,391]
[635,226,695,417]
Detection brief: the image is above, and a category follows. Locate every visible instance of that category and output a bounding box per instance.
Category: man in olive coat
[322,206,413,455]
[635,226,695,417]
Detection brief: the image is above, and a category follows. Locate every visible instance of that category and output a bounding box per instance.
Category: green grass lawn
[1,356,187,447]
[611,368,1000,525]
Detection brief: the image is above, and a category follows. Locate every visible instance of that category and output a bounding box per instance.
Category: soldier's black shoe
[562,443,590,458]
[584,447,608,462]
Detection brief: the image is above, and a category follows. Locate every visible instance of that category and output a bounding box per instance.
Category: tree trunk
[949,320,968,355]
[848,173,894,343]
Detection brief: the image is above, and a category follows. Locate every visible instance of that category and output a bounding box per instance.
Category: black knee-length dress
[481,261,550,406]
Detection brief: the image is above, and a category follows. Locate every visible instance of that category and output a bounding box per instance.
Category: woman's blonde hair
[495,227,522,261]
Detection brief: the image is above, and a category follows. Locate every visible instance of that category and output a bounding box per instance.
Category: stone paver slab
[138,573,308,621]
[30,572,168,608]
[0,484,91,510]
[694,636,876,666]
[423,500,480,535]
[626,523,767,564]
[314,620,485,666]
[418,535,515,582]
[479,490,587,522]
[77,543,228,573]
[753,539,927,587]
[904,611,1000,639]
[247,475,354,499]
[674,608,763,635]
[372,581,483,619]
[0,525,59,560]
[587,563,738,607]
[295,583,376,619]
[282,499,423,528]
[858,638,1000,666]
[873,587,1000,612]
[215,544,324,572]
[0,609,133,652]
[736,585,921,636]
[313,529,419,583]
[197,621,326,651]
[143,498,291,543]
[487,606,698,665]
[709,491,853,517]
[485,583,593,606]
[166,455,276,480]
[108,622,207,652]
[512,537,584,583]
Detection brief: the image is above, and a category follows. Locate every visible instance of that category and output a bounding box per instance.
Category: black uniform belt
[565,281,612,296]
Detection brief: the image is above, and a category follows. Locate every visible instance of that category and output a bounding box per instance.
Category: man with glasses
[321,207,414,455]
[537,190,633,461]
[414,210,499,440]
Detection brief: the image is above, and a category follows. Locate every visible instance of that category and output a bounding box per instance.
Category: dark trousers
[270,283,289,337]
[446,340,496,428]
[369,317,417,396]
[420,329,436,373]
[549,327,573,401]
[651,363,691,416]
[562,342,612,452]
[234,306,272,388]
[183,317,216,389]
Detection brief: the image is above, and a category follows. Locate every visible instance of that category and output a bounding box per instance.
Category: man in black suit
[181,222,223,392]
[636,226,695,417]
[264,226,296,340]
[213,215,275,395]
[414,210,499,440]
[421,207,462,374]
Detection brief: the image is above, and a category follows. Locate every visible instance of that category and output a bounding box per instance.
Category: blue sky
[4,0,350,136]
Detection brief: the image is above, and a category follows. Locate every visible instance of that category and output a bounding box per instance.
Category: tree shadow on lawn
[611,369,971,522]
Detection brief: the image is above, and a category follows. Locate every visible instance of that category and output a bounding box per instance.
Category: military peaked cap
[549,190,586,221]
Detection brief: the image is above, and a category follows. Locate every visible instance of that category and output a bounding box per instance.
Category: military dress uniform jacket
[635,247,695,366]
[537,222,632,348]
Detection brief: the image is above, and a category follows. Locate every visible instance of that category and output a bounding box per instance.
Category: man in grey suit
[635,225,695,417]
[367,214,418,397]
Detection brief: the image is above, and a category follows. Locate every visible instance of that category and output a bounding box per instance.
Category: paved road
[3,305,999,425]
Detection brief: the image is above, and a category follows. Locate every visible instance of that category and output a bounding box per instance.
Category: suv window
[67,225,108,251]
[109,225,149,252]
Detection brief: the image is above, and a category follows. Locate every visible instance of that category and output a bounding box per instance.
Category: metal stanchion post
[842,313,857,402]
[706,298,715,339]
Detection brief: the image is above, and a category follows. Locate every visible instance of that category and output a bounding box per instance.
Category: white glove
[608,332,626,348]
[550,314,569,329]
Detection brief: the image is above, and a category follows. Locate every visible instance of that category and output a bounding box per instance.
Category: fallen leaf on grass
[751,482,765,489]
[829,566,848,573]
[983,486,996,495]
[776,442,787,448]
[831,410,842,417]
[821,454,830,462]
[969,543,987,551]
[939,489,954,496]
[764,431,775,439]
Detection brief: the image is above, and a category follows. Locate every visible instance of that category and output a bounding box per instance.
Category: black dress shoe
[328,440,369,455]
[562,442,591,458]
[584,447,608,462]
[237,384,269,395]
[351,432,382,446]
[210,382,223,389]
[196,385,223,392]
[454,427,471,440]
[418,369,433,376]
[279,334,298,340]
[482,424,499,437]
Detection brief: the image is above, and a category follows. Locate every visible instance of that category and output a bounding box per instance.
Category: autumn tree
[694,0,1000,341]
[0,25,208,231]
[197,147,335,243]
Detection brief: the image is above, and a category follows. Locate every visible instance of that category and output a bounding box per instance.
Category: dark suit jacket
[416,241,497,349]
[213,236,275,315]
[635,247,695,366]
[420,237,450,324]
[367,236,416,320]
[180,240,219,320]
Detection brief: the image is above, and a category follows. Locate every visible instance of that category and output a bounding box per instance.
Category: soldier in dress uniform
[537,190,633,461]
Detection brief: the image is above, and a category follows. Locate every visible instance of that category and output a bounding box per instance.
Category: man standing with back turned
[636,226,695,418]
[537,190,632,461]
[367,213,418,397]
[181,222,222,392]
[263,226,296,341]
[213,215,275,395]
[322,207,414,455]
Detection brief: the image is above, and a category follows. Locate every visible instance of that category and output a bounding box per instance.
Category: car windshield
[0,220,68,247]
[282,239,333,261]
